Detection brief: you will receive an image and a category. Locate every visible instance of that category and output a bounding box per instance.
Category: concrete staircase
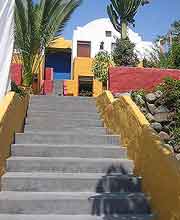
[52,80,64,96]
[0,96,154,219]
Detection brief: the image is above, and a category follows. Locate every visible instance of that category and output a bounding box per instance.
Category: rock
[174,145,180,154]
[162,125,170,134]
[141,107,147,114]
[145,93,156,103]
[154,90,163,99]
[169,121,176,128]
[164,144,174,153]
[154,112,170,123]
[159,131,170,142]
[155,105,169,114]
[151,122,162,132]
[175,154,180,160]
[135,95,145,106]
[114,92,131,98]
[147,103,157,114]
[146,113,155,123]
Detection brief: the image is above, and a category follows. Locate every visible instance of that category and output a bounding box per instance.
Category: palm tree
[14,0,81,89]
[107,0,150,40]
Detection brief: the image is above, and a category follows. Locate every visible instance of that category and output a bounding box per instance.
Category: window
[77,41,91,57]
[105,31,112,37]
[100,41,104,50]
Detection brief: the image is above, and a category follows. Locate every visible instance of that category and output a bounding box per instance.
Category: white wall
[72,18,153,60]
[0,0,15,99]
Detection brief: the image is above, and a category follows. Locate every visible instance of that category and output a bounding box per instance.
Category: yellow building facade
[48,37,102,97]
[12,37,103,97]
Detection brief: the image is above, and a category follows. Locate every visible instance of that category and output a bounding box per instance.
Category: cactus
[107,0,150,39]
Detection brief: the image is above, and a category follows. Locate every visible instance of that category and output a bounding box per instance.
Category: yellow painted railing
[96,91,180,220]
[0,92,29,176]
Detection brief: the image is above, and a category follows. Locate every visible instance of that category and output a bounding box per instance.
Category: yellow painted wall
[49,37,72,49]
[93,80,103,97]
[0,92,29,176]
[73,57,93,80]
[64,80,76,96]
[70,57,103,97]
[96,91,180,220]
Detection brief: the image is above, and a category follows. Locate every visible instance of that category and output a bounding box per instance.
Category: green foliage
[112,38,139,66]
[155,77,180,110]
[79,90,93,97]
[11,81,26,97]
[107,0,149,39]
[169,42,180,69]
[171,20,180,35]
[14,0,81,87]
[131,89,146,99]
[145,20,180,69]
[92,51,113,84]
[131,89,146,106]
[143,48,172,69]
[169,128,180,151]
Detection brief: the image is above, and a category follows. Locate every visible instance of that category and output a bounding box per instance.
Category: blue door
[45,52,71,80]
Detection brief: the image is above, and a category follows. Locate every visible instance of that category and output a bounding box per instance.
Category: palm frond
[14,0,81,87]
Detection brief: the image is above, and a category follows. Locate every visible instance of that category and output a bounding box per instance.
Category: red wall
[45,68,53,80]
[44,80,53,95]
[10,64,22,85]
[109,67,180,93]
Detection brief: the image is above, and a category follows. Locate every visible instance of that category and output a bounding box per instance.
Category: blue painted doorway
[45,52,71,80]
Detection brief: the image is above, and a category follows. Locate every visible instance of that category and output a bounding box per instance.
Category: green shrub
[11,81,26,97]
[155,77,180,110]
[112,37,139,67]
[92,51,113,85]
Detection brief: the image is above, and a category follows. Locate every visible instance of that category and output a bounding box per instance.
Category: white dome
[73,18,154,60]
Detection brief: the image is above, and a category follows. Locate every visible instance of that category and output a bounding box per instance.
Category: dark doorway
[77,41,91,58]
[79,76,93,97]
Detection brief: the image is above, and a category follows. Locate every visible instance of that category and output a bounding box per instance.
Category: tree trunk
[121,21,128,40]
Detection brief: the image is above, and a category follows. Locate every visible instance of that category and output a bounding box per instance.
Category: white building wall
[72,18,153,60]
[0,0,15,99]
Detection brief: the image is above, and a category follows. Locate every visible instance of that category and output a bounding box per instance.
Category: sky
[61,0,180,42]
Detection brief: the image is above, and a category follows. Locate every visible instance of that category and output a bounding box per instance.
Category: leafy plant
[79,90,93,97]
[92,51,113,85]
[14,0,81,89]
[131,89,146,107]
[155,77,180,110]
[112,37,139,66]
[143,53,170,69]
[107,0,149,39]
[11,81,27,97]
[144,20,180,69]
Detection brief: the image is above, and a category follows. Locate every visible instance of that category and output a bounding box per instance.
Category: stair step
[25,124,105,131]
[27,112,100,120]
[29,102,96,107]
[15,133,120,145]
[25,118,103,127]
[24,128,107,135]
[2,172,103,192]
[7,157,134,173]
[0,214,155,220]
[2,173,141,193]
[30,96,96,101]
[28,105,97,112]
[0,192,151,215]
[11,144,126,158]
